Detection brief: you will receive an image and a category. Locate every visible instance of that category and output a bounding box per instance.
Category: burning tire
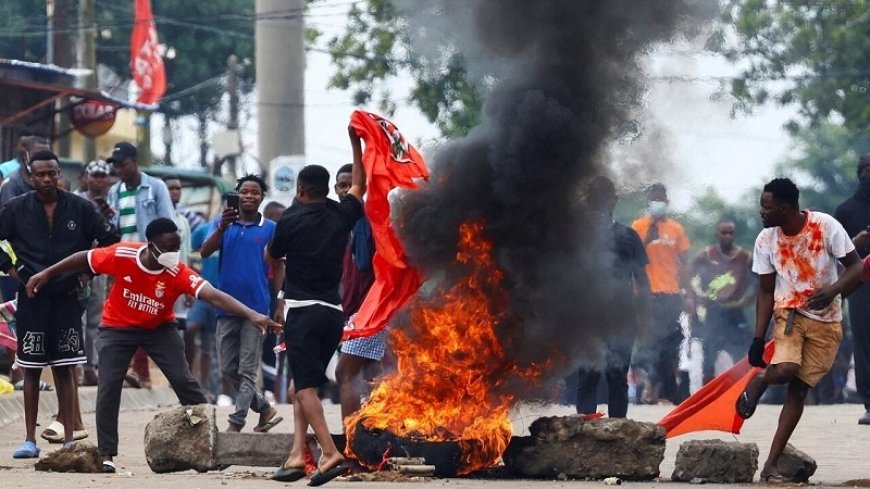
[350,420,467,477]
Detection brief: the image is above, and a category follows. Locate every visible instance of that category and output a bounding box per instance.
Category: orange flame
[346,221,545,474]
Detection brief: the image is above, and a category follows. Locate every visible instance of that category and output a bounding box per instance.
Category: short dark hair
[647,182,667,195]
[145,217,178,241]
[264,201,286,213]
[763,178,800,209]
[29,150,59,164]
[336,164,353,177]
[236,174,268,193]
[298,165,330,198]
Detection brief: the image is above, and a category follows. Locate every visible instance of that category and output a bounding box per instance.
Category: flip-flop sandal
[736,391,758,419]
[12,440,40,459]
[74,429,89,441]
[15,380,53,391]
[253,415,284,433]
[123,374,141,389]
[41,421,65,443]
[760,471,785,483]
[271,465,306,482]
[308,463,350,487]
[102,460,116,473]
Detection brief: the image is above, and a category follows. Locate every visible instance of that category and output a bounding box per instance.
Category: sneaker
[12,440,40,459]
[859,411,870,425]
[216,394,233,407]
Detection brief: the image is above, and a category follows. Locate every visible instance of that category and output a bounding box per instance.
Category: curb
[0,385,177,428]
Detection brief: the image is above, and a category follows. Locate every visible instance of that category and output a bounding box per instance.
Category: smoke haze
[394,0,715,393]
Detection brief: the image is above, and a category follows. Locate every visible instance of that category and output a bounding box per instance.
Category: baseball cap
[86,160,110,176]
[107,142,137,164]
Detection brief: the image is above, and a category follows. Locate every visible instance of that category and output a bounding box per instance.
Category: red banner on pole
[131,0,166,105]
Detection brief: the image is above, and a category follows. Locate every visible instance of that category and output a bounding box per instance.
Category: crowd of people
[0,128,373,486]
[1,124,869,484]
[574,162,870,481]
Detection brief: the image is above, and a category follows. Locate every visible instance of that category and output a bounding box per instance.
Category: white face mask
[648,200,668,218]
[151,244,181,269]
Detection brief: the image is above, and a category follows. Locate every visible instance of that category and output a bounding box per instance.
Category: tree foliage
[0,0,46,62]
[0,0,257,120]
[327,0,482,138]
[711,0,870,135]
[94,0,257,119]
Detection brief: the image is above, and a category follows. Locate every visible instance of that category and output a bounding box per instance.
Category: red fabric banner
[131,0,166,105]
[343,110,429,340]
[659,340,775,438]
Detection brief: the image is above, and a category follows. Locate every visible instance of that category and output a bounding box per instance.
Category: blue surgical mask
[648,200,668,218]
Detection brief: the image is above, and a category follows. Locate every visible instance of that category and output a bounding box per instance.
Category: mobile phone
[226,194,240,210]
[94,197,108,207]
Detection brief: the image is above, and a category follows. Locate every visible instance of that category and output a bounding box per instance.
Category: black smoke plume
[395,1,714,394]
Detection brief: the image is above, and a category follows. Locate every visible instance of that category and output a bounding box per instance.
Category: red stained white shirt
[88,243,208,329]
[753,211,854,322]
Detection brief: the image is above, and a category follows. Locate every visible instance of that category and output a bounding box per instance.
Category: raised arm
[347,126,367,201]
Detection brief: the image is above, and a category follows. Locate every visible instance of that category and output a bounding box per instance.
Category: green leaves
[715,0,870,135]
[327,0,483,138]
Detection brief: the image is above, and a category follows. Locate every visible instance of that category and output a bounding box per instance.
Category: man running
[737,178,860,482]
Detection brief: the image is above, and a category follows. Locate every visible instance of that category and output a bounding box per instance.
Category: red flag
[131,0,166,105]
[658,340,775,438]
[343,111,429,340]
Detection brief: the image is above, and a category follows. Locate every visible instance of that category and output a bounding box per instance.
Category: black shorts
[284,305,343,391]
[15,291,86,368]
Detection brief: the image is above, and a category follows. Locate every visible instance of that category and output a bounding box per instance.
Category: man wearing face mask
[631,183,693,405]
[834,153,870,425]
[25,217,282,472]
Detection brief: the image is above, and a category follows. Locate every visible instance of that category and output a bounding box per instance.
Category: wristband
[277,290,285,300]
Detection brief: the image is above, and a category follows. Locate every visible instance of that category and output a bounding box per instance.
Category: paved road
[1,399,868,488]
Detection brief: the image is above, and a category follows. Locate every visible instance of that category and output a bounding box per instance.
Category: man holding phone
[201,177,283,433]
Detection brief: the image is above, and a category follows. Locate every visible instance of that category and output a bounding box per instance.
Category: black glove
[748,337,766,368]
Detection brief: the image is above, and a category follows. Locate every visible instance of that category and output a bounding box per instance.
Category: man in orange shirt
[631,183,693,404]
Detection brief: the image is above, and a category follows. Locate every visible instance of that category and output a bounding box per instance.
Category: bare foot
[282,455,306,470]
[318,452,345,473]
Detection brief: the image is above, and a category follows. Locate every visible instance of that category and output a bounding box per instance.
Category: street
[1,397,868,488]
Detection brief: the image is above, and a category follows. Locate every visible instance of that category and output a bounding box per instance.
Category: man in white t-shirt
[736,178,861,482]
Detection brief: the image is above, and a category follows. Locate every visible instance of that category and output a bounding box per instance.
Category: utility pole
[79,0,97,163]
[227,54,240,177]
[52,0,76,157]
[256,0,305,176]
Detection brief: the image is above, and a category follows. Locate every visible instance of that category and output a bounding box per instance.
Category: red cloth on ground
[343,111,428,340]
[658,340,775,438]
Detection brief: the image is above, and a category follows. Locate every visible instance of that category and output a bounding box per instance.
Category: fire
[346,221,544,474]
